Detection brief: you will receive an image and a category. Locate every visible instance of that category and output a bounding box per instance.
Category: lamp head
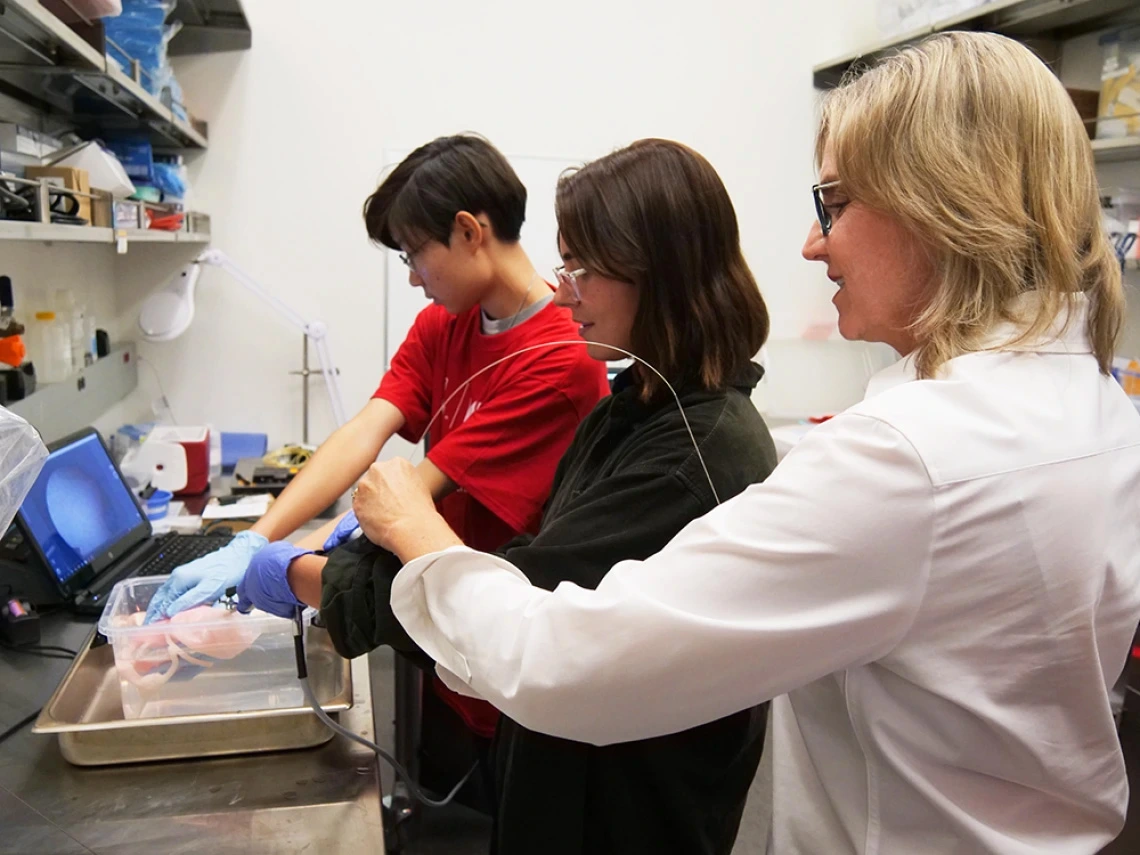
[138,262,202,342]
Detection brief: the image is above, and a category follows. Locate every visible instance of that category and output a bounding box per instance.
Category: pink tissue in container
[97,575,303,719]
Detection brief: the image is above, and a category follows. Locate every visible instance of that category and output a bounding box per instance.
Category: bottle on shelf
[83,312,97,366]
[0,276,26,369]
[25,311,73,384]
[53,288,88,374]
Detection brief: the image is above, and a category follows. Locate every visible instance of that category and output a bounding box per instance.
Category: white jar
[26,311,73,384]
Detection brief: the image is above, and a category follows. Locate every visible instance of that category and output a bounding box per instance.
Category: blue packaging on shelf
[104,137,155,183]
[152,162,186,198]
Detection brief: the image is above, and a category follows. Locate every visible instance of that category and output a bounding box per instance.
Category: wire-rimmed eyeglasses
[553,265,587,301]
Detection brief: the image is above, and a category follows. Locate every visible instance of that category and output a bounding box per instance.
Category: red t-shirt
[375,295,609,736]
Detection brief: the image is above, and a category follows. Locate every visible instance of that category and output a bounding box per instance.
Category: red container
[150,426,210,496]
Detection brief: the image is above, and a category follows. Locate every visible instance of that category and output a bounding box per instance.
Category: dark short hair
[556,139,770,399]
[363,134,527,250]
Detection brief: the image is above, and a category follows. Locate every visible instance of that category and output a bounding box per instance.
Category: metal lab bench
[0,612,385,855]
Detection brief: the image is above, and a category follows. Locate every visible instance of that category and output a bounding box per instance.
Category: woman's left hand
[353,459,462,561]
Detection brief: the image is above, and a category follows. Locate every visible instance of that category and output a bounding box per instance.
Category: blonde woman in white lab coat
[350,32,1140,855]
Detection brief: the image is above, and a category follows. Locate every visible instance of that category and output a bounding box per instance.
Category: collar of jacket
[608,360,764,420]
[864,292,1095,400]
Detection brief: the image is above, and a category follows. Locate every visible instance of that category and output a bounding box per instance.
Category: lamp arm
[196,249,348,429]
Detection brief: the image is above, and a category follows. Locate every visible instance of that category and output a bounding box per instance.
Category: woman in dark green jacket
[305,139,776,854]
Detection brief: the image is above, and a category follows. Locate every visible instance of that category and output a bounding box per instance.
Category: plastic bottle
[0,276,26,369]
[53,289,87,374]
[26,311,72,383]
[84,312,97,365]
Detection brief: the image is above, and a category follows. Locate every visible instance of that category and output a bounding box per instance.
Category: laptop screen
[18,430,149,590]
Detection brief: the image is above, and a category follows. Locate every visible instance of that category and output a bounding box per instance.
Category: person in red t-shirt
[151,134,608,802]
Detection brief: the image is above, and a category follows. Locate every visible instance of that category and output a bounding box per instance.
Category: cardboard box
[24,165,93,226]
[45,141,135,197]
[1066,88,1100,139]
[91,189,113,228]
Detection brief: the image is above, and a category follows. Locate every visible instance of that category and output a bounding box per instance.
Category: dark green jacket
[321,365,778,855]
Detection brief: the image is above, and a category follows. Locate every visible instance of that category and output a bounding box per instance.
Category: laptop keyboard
[133,534,234,578]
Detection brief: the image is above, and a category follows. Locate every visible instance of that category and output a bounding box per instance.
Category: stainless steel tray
[34,626,353,766]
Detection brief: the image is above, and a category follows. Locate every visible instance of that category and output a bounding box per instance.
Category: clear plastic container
[53,288,88,373]
[25,311,73,383]
[97,575,304,719]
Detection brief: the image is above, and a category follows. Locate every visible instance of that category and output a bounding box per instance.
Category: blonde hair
[818,32,1123,377]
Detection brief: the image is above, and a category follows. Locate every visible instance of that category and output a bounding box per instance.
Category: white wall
[139,0,880,444]
[7,4,1131,438]
[11,1,884,444]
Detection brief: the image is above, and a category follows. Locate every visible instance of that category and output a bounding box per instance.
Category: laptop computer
[15,427,233,616]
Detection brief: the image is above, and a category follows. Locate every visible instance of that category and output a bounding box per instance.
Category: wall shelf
[0,221,210,248]
[1092,136,1140,164]
[8,343,138,444]
[0,0,218,149]
[169,0,252,56]
[813,0,1140,88]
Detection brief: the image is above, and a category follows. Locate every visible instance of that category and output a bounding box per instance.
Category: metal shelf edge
[0,222,211,245]
[1092,137,1140,163]
[104,67,208,149]
[812,0,1140,87]
[0,223,114,242]
[3,0,107,71]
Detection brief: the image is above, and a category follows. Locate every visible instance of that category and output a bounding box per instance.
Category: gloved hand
[322,510,362,552]
[144,530,269,623]
[236,540,313,618]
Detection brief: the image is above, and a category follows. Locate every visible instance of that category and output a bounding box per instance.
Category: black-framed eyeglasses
[398,237,431,271]
[398,220,494,270]
[812,180,846,237]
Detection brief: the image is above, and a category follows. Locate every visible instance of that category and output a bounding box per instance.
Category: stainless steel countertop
[0,612,385,855]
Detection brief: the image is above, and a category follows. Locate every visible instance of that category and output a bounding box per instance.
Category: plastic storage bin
[97,575,303,719]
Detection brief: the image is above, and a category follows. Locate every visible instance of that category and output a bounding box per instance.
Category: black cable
[290,607,477,808]
[0,640,78,659]
[23,644,79,656]
[0,707,41,745]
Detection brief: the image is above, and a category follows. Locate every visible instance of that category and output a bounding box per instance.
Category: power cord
[136,355,179,424]
[0,639,79,660]
[290,607,477,808]
[0,707,41,745]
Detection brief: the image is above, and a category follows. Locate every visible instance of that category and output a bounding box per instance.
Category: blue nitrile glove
[144,530,269,623]
[322,510,362,551]
[236,540,313,618]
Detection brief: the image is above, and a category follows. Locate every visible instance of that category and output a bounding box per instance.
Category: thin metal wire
[418,340,721,505]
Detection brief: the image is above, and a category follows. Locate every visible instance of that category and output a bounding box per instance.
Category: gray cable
[136,355,179,424]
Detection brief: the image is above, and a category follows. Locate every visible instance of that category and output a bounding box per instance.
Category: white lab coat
[391,294,1140,855]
